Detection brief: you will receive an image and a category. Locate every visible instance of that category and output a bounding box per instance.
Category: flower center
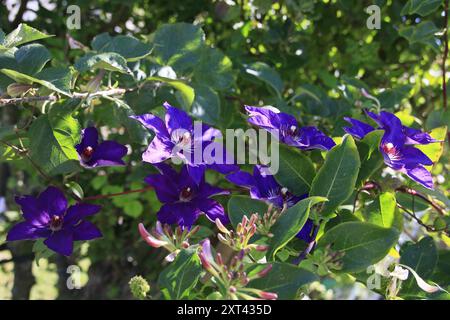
[49,215,63,231]
[180,187,193,202]
[382,143,401,161]
[82,146,94,161]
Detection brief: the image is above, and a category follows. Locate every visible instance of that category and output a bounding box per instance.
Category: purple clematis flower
[131,102,238,184]
[226,165,313,242]
[343,110,437,189]
[75,127,128,168]
[245,106,336,151]
[7,186,102,256]
[144,163,230,229]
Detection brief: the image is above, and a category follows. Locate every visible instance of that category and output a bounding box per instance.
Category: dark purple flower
[226,165,313,242]
[75,127,128,168]
[245,106,336,151]
[144,163,230,229]
[131,102,238,184]
[7,186,102,256]
[343,110,437,189]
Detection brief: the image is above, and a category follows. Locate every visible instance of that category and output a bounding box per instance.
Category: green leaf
[268,196,327,260]
[356,130,384,187]
[148,76,195,107]
[275,144,315,196]
[248,262,318,299]
[158,248,202,300]
[65,181,84,199]
[401,0,443,17]
[3,24,53,48]
[190,85,220,125]
[243,62,283,95]
[1,67,73,96]
[74,52,131,73]
[399,21,440,52]
[310,135,361,216]
[362,192,402,229]
[28,100,81,175]
[317,222,399,273]
[227,195,268,229]
[91,33,153,61]
[14,44,51,75]
[193,47,234,90]
[123,200,144,218]
[400,237,438,294]
[416,126,447,168]
[152,23,205,72]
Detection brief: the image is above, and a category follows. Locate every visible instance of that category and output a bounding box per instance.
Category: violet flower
[245,106,336,151]
[75,127,128,168]
[144,163,230,229]
[131,102,238,184]
[226,165,313,242]
[7,186,102,256]
[343,110,437,189]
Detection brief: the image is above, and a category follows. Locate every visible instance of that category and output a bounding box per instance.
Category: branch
[395,186,447,216]
[80,186,153,202]
[0,87,136,107]
[397,203,449,237]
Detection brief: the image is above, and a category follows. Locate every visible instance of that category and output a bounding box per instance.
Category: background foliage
[0,0,449,300]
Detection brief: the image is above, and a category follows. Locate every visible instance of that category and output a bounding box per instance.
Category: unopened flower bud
[138,223,168,248]
[215,218,230,235]
[129,275,150,300]
[257,264,273,278]
[258,291,278,300]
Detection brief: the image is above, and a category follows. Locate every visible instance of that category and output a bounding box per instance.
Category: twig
[397,203,449,236]
[395,186,447,216]
[81,186,153,202]
[0,87,136,107]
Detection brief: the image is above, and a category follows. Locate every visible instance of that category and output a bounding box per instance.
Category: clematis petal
[296,219,315,242]
[253,165,281,199]
[403,126,437,145]
[401,147,434,167]
[72,220,102,241]
[187,164,206,185]
[197,199,230,225]
[38,186,67,216]
[130,113,170,138]
[64,203,102,226]
[198,182,229,198]
[245,105,283,130]
[163,102,193,134]
[7,221,50,241]
[296,126,336,151]
[44,229,74,256]
[15,195,49,227]
[343,117,375,140]
[144,173,179,203]
[142,137,174,164]
[156,203,182,226]
[406,166,434,189]
[75,127,99,154]
[89,140,128,167]
[226,170,256,188]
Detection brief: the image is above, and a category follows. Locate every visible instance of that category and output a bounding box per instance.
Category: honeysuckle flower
[343,110,437,189]
[144,163,230,229]
[131,102,238,184]
[75,127,128,168]
[226,165,314,242]
[7,186,102,256]
[245,106,335,151]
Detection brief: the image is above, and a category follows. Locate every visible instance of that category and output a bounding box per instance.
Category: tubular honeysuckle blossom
[245,105,336,151]
[75,127,128,168]
[130,102,238,184]
[7,186,102,256]
[144,163,230,229]
[226,165,314,243]
[343,110,438,189]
